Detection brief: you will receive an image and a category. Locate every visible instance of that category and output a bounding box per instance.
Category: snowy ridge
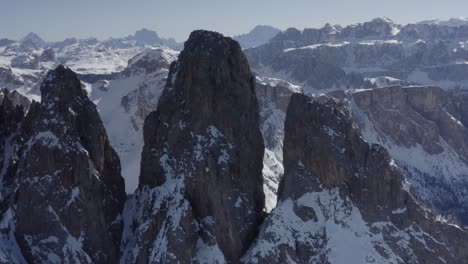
[0,31,180,102]
[245,187,406,264]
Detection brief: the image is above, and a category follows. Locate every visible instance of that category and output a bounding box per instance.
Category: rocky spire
[12,65,125,263]
[244,93,468,263]
[0,88,28,198]
[122,30,265,263]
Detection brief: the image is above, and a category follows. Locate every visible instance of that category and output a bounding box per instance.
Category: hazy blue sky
[1,0,467,41]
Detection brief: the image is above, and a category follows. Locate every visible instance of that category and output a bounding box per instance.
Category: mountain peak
[233,25,281,48]
[130,28,161,44]
[123,29,264,263]
[41,65,85,102]
[126,28,182,49]
[371,16,396,24]
[184,30,231,52]
[21,32,46,47]
[250,25,280,33]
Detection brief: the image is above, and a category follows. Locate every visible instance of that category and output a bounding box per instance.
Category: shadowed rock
[244,93,468,264]
[122,30,265,263]
[11,65,125,263]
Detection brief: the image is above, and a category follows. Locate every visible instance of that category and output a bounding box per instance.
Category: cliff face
[342,86,468,224]
[254,77,303,211]
[0,66,126,264]
[121,30,265,263]
[0,89,28,263]
[2,28,468,264]
[244,93,468,264]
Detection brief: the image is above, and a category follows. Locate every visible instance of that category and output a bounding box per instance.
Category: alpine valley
[1,18,468,263]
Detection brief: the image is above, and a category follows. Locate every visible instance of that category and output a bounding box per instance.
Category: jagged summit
[122,30,264,263]
[40,65,84,101]
[0,88,30,113]
[184,29,232,50]
[0,66,127,263]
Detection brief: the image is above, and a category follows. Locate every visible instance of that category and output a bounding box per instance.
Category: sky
[1,0,468,42]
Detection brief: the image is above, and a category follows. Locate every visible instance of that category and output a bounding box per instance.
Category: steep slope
[0,43,179,193]
[255,77,302,211]
[89,48,178,192]
[0,89,28,264]
[244,93,468,263]
[121,30,265,263]
[2,65,126,263]
[336,86,468,224]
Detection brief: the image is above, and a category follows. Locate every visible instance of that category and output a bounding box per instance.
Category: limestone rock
[11,65,125,263]
[121,30,265,264]
[244,93,468,264]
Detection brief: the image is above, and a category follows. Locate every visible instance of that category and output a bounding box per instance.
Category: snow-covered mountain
[246,17,468,91]
[233,25,281,49]
[88,48,178,192]
[127,28,182,49]
[1,20,468,263]
[327,86,468,224]
[417,17,468,27]
[244,93,468,263]
[0,29,182,100]
[0,66,126,263]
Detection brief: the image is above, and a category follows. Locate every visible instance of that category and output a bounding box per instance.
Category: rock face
[246,17,468,91]
[344,86,468,224]
[0,89,30,112]
[120,48,178,121]
[244,93,468,264]
[121,30,265,263]
[247,43,373,91]
[255,77,302,211]
[89,47,179,193]
[2,65,126,263]
[0,89,28,264]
